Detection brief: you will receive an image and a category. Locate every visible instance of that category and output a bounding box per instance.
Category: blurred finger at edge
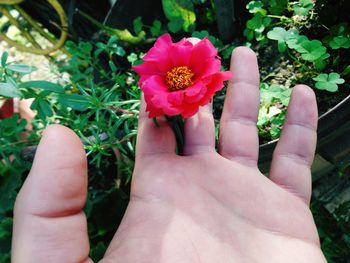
[12,124,91,263]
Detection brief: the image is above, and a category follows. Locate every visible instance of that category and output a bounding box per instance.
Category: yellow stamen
[165,66,194,91]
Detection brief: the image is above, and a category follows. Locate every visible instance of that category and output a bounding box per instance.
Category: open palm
[12,47,327,263]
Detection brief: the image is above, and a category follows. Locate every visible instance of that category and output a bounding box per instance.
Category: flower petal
[191,58,221,79]
[132,61,162,76]
[143,34,172,61]
[184,81,207,103]
[206,71,232,92]
[168,90,185,106]
[142,34,173,72]
[189,38,219,76]
[199,71,232,105]
[152,93,182,116]
[169,43,192,67]
[141,75,168,94]
[181,104,200,118]
[192,38,218,59]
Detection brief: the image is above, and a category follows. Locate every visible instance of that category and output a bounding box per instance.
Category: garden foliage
[0,0,349,262]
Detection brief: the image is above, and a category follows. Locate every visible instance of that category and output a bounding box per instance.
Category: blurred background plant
[0,0,349,262]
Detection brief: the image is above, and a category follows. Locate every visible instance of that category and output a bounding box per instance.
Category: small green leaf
[38,100,54,117]
[342,65,350,76]
[0,82,21,98]
[162,0,196,32]
[150,20,162,37]
[133,16,143,35]
[1,52,8,67]
[6,64,34,74]
[244,28,254,41]
[286,35,308,49]
[313,73,345,92]
[0,217,12,261]
[268,0,288,15]
[293,0,314,15]
[192,30,223,47]
[109,61,117,72]
[295,39,328,62]
[127,53,138,64]
[58,94,90,111]
[328,72,345,84]
[246,1,266,15]
[329,36,350,49]
[267,27,299,52]
[19,81,64,93]
[167,17,184,33]
[0,173,21,213]
[314,59,327,71]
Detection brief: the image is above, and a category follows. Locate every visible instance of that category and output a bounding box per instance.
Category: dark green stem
[165,115,184,155]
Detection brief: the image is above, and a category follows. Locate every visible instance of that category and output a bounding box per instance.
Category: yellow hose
[0,0,68,55]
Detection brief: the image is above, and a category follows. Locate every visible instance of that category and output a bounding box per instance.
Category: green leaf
[6,64,34,74]
[162,0,196,32]
[313,73,345,92]
[192,30,223,47]
[244,28,254,41]
[109,61,117,72]
[314,59,327,71]
[20,81,64,93]
[267,27,299,52]
[328,72,345,84]
[286,35,308,49]
[38,100,54,117]
[1,52,8,68]
[0,173,21,213]
[0,218,12,239]
[0,217,12,261]
[329,36,350,49]
[167,17,184,33]
[268,0,288,15]
[0,82,21,98]
[127,53,138,64]
[150,20,162,37]
[295,40,328,62]
[293,0,314,16]
[342,65,350,76]
[260,83,292,106]
[58,94,90,111]
[246,14,271,42]
[246,1,266,15]
[133,16,143,35]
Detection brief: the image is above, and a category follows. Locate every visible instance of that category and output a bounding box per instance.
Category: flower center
[165,66,194,91]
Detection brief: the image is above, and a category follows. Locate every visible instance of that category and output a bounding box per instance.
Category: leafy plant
[244,13,272,43]
[267,27,299,52]
[162,0,196,33]
[294,39,329,62]
[293,0,314,16]
[0,1,349,262]
[313,73,345,92]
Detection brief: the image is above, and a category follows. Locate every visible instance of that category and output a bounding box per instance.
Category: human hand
[12,47,327,263]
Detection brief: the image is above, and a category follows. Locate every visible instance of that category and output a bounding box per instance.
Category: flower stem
[153,117,160,128]
[165,115,184,155]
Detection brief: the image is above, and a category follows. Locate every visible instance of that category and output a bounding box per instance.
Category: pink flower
[132,34,232,118]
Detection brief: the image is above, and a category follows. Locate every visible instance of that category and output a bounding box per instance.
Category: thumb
[12,124,92,263]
